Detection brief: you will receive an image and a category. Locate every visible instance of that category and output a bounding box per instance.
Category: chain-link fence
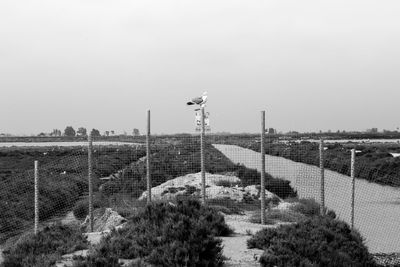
[0,146,87,243]
[227,135,400,253]
[1,112,399,257]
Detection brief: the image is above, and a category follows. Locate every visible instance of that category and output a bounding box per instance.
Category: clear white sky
[1,0,399,135]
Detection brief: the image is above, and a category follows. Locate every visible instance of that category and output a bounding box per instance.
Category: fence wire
[1,132,399,255]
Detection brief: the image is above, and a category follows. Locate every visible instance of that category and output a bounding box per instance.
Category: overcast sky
[1,0,399,135]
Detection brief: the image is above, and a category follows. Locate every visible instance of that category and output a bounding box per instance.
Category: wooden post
[351,149,356,229]
[88,134,94,232]
[146,109,151,203]
[260,111,266,225]
[319,139,325,215]
[34,160,39,235]
[201,106,206,205]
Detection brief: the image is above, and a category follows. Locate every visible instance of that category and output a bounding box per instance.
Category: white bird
[187,92,208,108]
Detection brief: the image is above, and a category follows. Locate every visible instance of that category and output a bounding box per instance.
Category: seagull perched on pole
[187,92,208,108]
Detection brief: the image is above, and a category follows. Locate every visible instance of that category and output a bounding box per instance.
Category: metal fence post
[88,133,94,232]
[201,106,206,205]
[351,149,356,229]
[34,160,39,235]
[146,109,151,203]
[319,139,325,215]
[260,111,266,225]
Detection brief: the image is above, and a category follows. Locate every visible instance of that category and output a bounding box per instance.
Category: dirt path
[221,235,261,267]
[221,211,276,266]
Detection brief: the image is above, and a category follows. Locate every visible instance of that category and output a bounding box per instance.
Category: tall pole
[260,111,266,225]
[88,133,94,232]
[146,109,151,203]
[200,106,206,205]
[351,149,356,229]
[34,160,39,235]
[319,139,325,215]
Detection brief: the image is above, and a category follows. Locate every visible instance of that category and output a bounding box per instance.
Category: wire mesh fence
[1,114,400,257]
[0,147,87,243]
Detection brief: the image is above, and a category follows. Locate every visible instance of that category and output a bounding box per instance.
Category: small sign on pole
[195,111,211,132]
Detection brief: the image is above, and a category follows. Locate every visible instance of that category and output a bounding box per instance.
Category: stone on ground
[81,208,126,233]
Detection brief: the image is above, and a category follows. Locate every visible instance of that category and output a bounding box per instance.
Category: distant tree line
[38,127,141,137]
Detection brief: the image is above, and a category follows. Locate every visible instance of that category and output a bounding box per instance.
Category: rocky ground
[372,253,400,267]
[221,211,266,266]
[55,208,127,267]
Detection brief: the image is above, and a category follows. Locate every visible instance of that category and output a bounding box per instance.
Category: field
[0,145,147,242]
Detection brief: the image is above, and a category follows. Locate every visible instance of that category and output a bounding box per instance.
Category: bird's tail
[187,102,195,105]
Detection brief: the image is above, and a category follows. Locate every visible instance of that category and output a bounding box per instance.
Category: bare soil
[221,211,278,267]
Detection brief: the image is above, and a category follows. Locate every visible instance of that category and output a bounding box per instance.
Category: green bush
[265,179,297,199]
[287,198,337,219]
[289,198,322,217]
[236,165,297,199]
[247,216,376,267]
[73,198,103,219]
[74,199,231,266]
[3,224,88,267]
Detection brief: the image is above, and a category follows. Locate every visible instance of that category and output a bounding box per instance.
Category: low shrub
[247,216,376,267]
[73,199,231,266]
[72,198,103,219]
[288,198,337,219]
[265,179,297,199]
[288,198,321,217]
[3,224,88,267]
[236,165,297,199]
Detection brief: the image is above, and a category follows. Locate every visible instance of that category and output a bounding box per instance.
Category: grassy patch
[0,145,146,240]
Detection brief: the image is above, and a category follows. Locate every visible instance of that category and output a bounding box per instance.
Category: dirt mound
[139,172,280,203]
